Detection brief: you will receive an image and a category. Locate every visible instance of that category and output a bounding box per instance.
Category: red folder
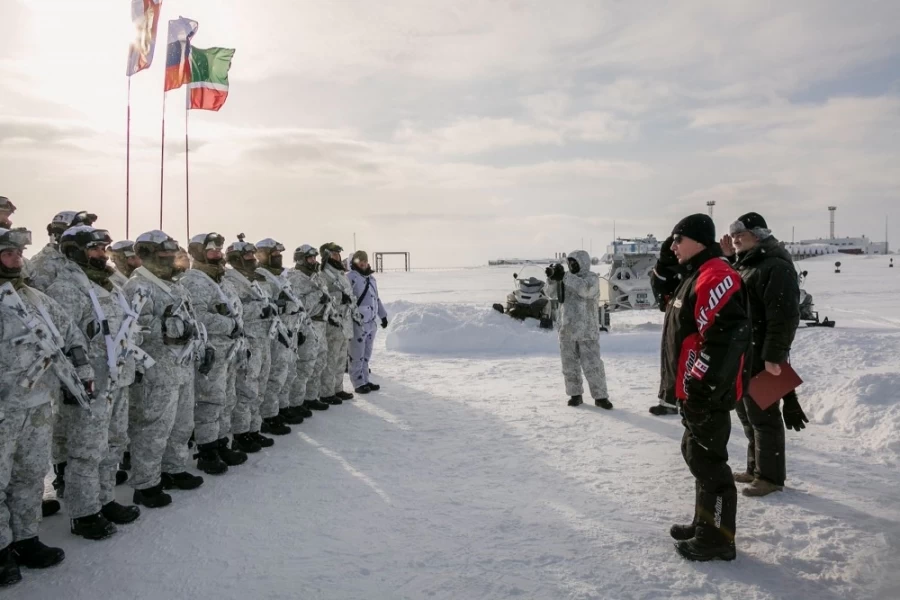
[747,363,803,410]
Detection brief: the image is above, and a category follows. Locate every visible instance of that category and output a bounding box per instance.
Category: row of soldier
[0,198,388,588]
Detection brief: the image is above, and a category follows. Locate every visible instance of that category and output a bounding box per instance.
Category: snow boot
[261,416,292,436]
[251,431,275,448]
[594,398,613,410]
[321,395,343,406]
[0,545,21,587]
[218,438,248,465]
[41,499,61,518]
[335,390,354,401]
[194,442,229,475]
[733,471,755,484]
[650,404,679,416]
[133,483,172,509]
[52,462,66,498]
[742,478,783,497]
[161,471,204,491]
[294,404,313,418]
[367,382,381,391]
[674,538,736,562]
[279,407,305,425]
[116,470,129,486]
[101,501,140,525]
[232,432,262,454]
[304,399,329,411]
[670,524,696,541]
[567,395,583,407]
[355,384,372,394]
[70,513,117,540]
[10,537,65,569]
[120,451,132,471]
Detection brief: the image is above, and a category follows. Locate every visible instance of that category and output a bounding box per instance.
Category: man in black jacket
[649,235,682,415]
[662,214,751,562]
[722,212,808,498]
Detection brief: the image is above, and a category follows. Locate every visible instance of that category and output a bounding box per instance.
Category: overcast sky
[2,0,899,266]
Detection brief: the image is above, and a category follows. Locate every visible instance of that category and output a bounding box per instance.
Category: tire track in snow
[297,432,393,505]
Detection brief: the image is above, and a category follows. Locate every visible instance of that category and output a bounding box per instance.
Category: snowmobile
[798,270,835,328]
[492,268,555,329]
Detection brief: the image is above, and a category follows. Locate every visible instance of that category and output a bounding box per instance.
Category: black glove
[198,347,216,375]
[549,263,565,281]
[782,394,809,432]
[381,317,389,329]
[658,236,679,269]
[297,331,306,347]
[134,371,144,384]
[341,292,352,305]
[320,293,330,305]
[328,317,340,328]
[261,305,276,319]
[544,266,554,278]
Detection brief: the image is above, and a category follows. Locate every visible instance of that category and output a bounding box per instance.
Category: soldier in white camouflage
[318,243,362,404]
[0,227,94,587]
[26,210,98,292]
[107,240,141,288]
[123,231,204,509]
[0,197,14,229]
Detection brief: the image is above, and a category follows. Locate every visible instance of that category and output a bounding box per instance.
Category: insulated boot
[232,432,262,454]
[261,416,292,436]
[674,538,736,562]
[71,513,117,540]
[649,404,679,416]
[294,404,313,418]
[279,407,304,425]
[742,478,783,497]
[304,399,330,411]
[120,451,132,470]
[133,483,172,509]
[567,395,583,407]
[355,384,372,395]
[52,462,66,498]
[594,398,614,410]
[670,524,696,541]
[251,431,275,448]
[101,501,141,525]
[335,390,354,401]
[321,395,342,406]
[10,537,65,569]
[161,471,204,491]
[733,471,755,484]
[194,442,228,475]
[116,470,129,486]
[41,499,61,518]
[367,382,381,391]
[218,437,248,465]
[0,545,21,587]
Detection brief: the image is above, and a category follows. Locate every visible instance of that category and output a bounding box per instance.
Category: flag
[126,0,163,76]
[164,17,198,91]
[188,47,235,111]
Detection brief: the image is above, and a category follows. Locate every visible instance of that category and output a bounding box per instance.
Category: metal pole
[185,93,190,241]
[126,76,132,239]
[160,91,167,229]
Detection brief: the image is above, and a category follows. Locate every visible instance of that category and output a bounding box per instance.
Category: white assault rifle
[1,282,94,410]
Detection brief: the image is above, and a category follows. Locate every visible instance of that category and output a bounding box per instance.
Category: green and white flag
[188,47,235,111]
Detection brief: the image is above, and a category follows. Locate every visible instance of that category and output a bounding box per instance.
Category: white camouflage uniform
[286,266,331,404]
[319,261,361,398]
[557,250,608,400]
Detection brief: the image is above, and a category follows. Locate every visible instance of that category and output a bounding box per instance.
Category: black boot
[194,441,229,475]
[367,382,381,391]
[321,395,342,405]
[355,384,372,394]
[650,404,679,416]
[120,451,132,471]
[567,395,583,407]
[116,470,129,486]
[251,431,275,448]
[261,416,292,436]
[71,513,117,540]
[304,399,329,411]
[675,538,736,562]
[218,438,248,465]
[41,499,61,518]
[594,398,613,410]
[52,462,66,498]
[335,390,354,401]
[0,545,21,587]
[161,471,204,490]
[101,501,141,525]
[294,404,313,419]
[678,488,737,562]
[10,537,64,569]
[232,432,262,454]
[133,483,172,508]
[671,481,701,541]
[279,407,304,425]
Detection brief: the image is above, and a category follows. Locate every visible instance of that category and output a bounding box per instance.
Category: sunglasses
[672,234,685,244]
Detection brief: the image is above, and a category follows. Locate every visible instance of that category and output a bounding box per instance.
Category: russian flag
[164,17,198,92]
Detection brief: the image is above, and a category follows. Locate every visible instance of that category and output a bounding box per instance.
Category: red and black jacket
[658,246,752,412]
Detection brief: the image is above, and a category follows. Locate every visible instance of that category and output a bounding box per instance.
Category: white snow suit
[318,262,361,397]
[347,267,387,388]
[286,267,331,404]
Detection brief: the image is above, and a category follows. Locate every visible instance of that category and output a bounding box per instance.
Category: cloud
[394,117,563,155]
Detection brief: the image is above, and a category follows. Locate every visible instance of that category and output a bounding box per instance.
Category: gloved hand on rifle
[381,317,389,329]
[261,305,276,319]
[341,292,352,305]
[297,331,306,347]
[198,347,216,375]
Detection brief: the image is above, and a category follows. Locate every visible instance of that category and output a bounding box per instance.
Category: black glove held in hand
[381,317,388,329]
[320,293,330,305]
[297,331,306,347]
[782,395,809,432]
[341,292,352,305]
[549,264,565,281]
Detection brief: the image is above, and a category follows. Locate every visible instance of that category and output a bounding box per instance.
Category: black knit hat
[729,212,772,239]
[672,213,716,247]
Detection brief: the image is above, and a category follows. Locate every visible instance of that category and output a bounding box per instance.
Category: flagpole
[126,75,132,239]
[185,89,191,241]
[159,90,167,230]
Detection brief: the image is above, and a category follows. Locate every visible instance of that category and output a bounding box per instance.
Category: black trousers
[681,410,737,545]
[735,392,788,486]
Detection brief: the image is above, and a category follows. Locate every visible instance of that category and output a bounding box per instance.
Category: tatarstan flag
[187,47,235,112]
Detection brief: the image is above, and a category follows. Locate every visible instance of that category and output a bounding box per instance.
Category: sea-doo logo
[683,349,697,396]
[697,276,734,329]
[714,495,723,528]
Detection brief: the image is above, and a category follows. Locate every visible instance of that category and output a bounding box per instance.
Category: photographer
[546,251,612,409]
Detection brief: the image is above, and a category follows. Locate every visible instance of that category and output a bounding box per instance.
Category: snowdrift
[384,301,659,356]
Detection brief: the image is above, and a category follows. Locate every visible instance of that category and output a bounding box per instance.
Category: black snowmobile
[798,270,835,328]
[492,269,555,329]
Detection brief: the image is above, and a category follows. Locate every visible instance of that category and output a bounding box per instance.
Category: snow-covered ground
[18,254,900,599]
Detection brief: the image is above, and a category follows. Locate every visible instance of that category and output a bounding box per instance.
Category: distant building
[797,236,888,255]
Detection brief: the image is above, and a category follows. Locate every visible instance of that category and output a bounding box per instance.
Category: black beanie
[672,213,716,247]
[729,212,772,239]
